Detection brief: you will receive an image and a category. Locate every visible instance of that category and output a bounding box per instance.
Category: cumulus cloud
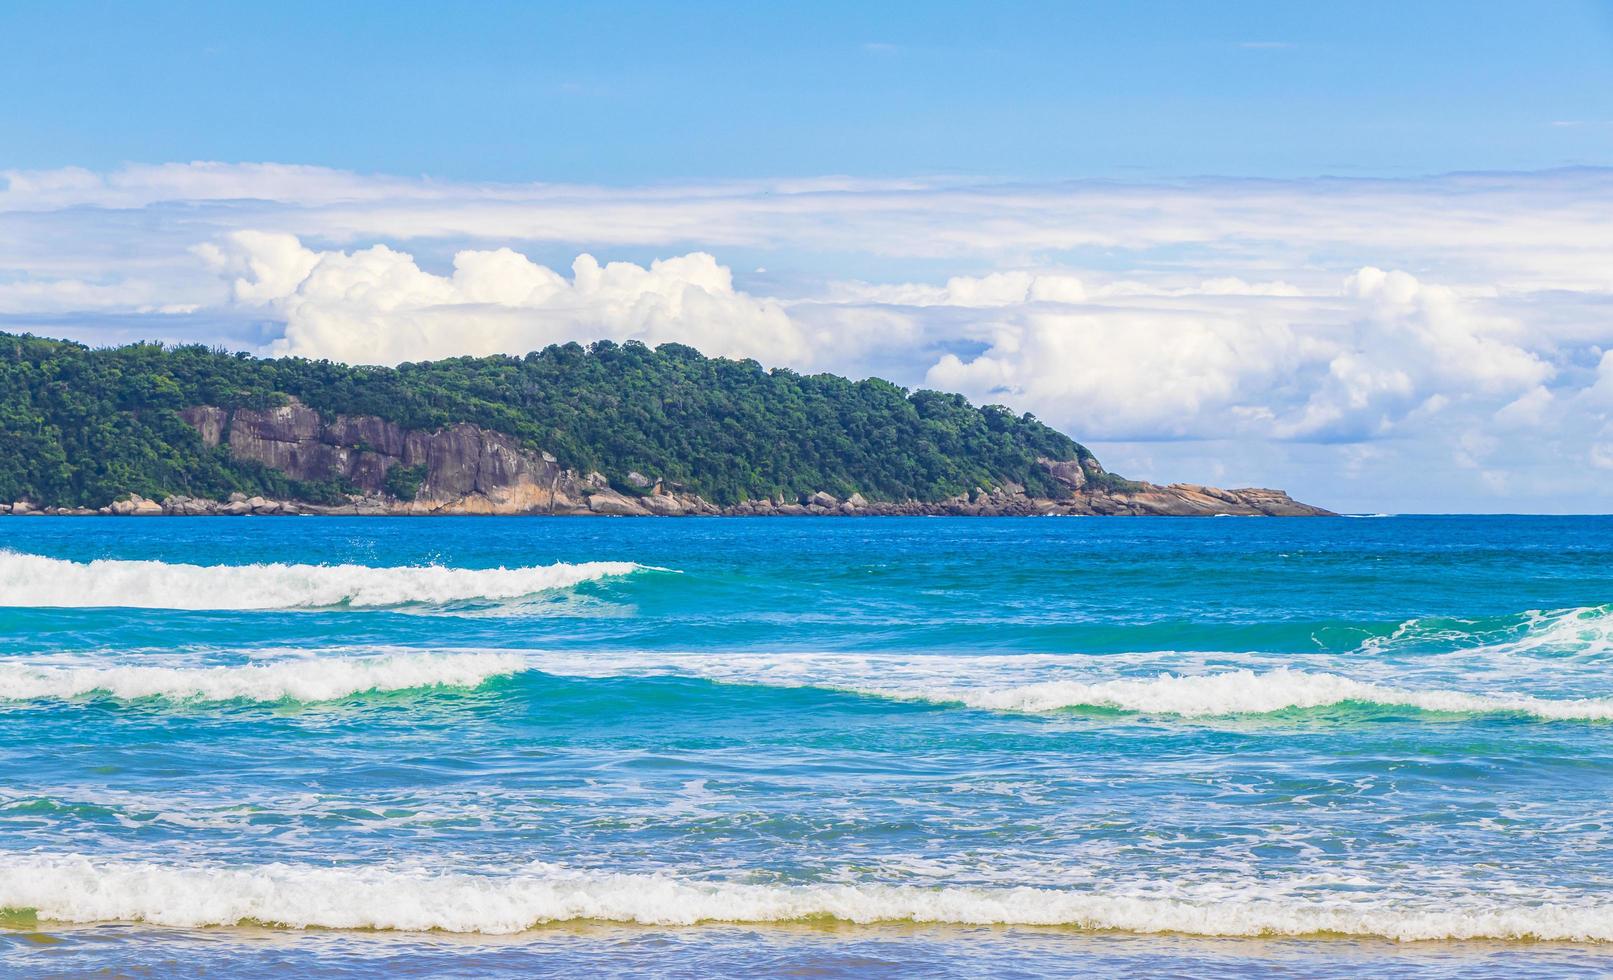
[1276,268,1550,440]
[926,307,1299,439]
[920,268,1553,442]
[204,232,803,365]
[1344,267,1548,393]
[194,231,320,305]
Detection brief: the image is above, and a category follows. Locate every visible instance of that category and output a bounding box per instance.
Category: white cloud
[925,306,1299,438]
[1494,385,1554,429]
[1344,267,1549,394]
[1181,277,1303,297]
[1454,431,1499,470]
[7,163,1613,291]
[207,232,803,365]
[918,267,1552,442]
[0,277,183,313]
[830,271,1087,307]
[1583,350,1613,411]
[194,231,320,305]
[1271,267,1550,440]
[4,160,1613,510]
[0,162,458,211]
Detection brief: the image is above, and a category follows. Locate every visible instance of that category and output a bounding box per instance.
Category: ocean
[0,515,1611,977]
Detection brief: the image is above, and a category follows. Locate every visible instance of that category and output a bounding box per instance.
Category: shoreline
[0,511,1327,518]
[0,487,1334,519]
[0,395,1336,519]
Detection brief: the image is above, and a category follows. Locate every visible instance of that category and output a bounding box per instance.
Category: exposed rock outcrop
[107,494,164,516]
[28,398,1330,517]
[713,466,1327,518]
[176,399,719,516]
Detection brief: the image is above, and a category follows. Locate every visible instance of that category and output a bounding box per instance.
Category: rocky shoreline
[0,398,1332,518]
[0,482,1329,518]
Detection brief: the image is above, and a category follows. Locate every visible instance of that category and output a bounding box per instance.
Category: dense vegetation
[0,332,1110,508]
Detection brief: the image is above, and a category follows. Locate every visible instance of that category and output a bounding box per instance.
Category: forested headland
[0,332,1118,509]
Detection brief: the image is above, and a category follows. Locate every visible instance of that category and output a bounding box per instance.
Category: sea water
[0,515,1611,977]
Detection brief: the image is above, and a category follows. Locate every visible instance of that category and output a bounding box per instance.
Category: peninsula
[0,333,1329,517]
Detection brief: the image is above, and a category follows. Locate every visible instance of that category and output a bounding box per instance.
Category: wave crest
[1359,604,1613,659]
[0,552,647,610]
[916,668,1613,720]
[0,652,524,703]
[2,858,1610,941]
[12,647,1613,720]
[517,654,1613,722]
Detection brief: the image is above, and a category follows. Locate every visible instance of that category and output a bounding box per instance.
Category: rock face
[1038,457,1101,490]
[175,399,718,516]
[107,494,164,516]
[1032,472,1330,517]
[70,398,1331,518]
[186,401,565,512]
[716,465,1329,518]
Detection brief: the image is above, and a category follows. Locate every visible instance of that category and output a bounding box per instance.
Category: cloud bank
[3,162,1612,512]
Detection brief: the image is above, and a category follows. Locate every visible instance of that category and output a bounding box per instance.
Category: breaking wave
[1363,604,1613,660]
[14,649,1608,718]
[2,858,1610,941]
[0,552,649,610]
[892,668,1613,720]
[0,652,525,703]
[518,652,1613,722]
[9,645,1613,719]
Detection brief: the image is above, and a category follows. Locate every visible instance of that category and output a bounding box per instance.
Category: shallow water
[1,515,1611,975]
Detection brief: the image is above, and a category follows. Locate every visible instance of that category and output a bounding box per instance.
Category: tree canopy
[0,333,1107,508]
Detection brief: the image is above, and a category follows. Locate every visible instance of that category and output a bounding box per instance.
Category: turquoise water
[1,516,1612,976]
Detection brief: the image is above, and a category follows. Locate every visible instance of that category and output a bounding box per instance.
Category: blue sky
[5,1,1613,180]
[3,2,1613,512]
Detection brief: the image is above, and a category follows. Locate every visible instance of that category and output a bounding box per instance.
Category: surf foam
[517,653,1613,722]
[0,552,646,609]
[0,652,524,703]
[13,644,1610,719]
[2,858,1610,941]
[915,668,1613,720]
[1360,604,1613,661]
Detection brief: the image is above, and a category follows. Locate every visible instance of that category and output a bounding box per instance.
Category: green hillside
[0,332,1110,508]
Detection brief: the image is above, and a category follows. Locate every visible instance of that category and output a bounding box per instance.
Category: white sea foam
[0,552,646,609]
[1495,605,1613,658]
[1,857,1610,941]
[11,642,1610,718]
[0,652,524,703]
[920,668,1613,720]
[1361,604,1613,661]
[517,653,1613,721]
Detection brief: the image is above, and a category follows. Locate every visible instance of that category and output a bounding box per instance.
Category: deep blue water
[1,515,1611,977]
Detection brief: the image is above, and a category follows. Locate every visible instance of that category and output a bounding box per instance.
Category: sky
[3,0,1613,512]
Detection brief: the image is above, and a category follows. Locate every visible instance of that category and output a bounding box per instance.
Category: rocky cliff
[174,400,703,516]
